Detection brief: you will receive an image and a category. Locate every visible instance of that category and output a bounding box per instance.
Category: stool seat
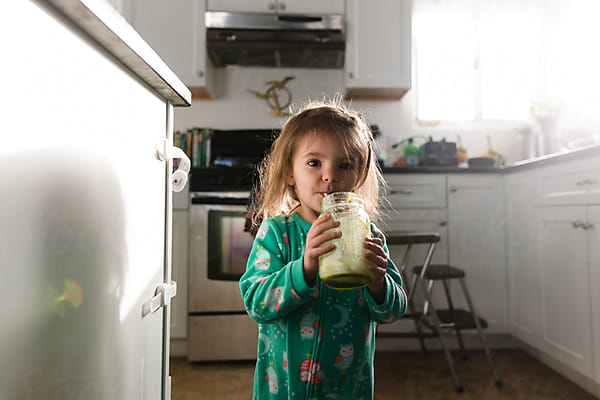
[386,231,440,245]
[412,264,466,280]
[436,309,489,330]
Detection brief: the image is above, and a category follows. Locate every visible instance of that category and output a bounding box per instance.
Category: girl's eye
[307,159,321,167]
[340,162,353,170]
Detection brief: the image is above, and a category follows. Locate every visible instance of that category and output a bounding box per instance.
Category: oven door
[189,193,254,313]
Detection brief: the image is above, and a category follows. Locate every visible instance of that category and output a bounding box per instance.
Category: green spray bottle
[404,138,420,166]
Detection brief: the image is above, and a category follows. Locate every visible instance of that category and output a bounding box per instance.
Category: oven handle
[191,197,249,206]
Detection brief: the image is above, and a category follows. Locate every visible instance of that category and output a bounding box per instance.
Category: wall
[174,67,574,166]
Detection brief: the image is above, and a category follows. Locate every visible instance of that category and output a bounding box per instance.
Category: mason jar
[318,192,373,290]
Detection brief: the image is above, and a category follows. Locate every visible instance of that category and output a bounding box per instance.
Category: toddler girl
[240,100,407,399]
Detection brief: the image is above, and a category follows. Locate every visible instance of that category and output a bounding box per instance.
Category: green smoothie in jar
[318,192,373,290]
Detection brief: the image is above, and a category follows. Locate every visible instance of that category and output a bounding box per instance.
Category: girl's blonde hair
[253,99,386,226]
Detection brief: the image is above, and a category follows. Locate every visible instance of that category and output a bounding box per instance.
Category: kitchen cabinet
[379,175,449,336]
[381,174,449,287]
[207,0,344,14]
[385,174,447,208]
[0,0,190,398]
[507,157,600,386]
[344,0,412,99]
[536,206,593,377]
[446,175,508,333]
[587,206,600,385]
[125,0,216,98]
[506,171,543,349]
[380,173,509,336]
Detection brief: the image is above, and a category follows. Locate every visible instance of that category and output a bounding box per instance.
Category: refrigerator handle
[142,281,178,317]
[156,139,190,192]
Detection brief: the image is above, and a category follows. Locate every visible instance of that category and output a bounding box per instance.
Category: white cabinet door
[207,0,344,14]
[447,175,508,333]
[587,206,600,384]
[345,0,411,98]
[127,0,215,97]
[171,210,189,339]
[506,174,543,348]
[538,206,593,377]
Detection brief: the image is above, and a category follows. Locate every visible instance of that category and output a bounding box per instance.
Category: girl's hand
[364,237,388,304]
[303,214,341,286]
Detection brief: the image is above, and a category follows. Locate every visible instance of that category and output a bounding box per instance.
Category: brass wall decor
[248,76,295,117]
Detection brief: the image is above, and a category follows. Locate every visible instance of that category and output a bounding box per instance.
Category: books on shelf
[173,128,213,168]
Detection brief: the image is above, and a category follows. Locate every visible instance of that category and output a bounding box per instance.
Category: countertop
[382,144,600,174]
[40,0,191,107]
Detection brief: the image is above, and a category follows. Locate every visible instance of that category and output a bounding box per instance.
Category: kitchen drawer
[188,314,258,361]
[536,165,600,206]
[384,174,447,208]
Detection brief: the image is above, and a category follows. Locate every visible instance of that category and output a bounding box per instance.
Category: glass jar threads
[318,192,373,290]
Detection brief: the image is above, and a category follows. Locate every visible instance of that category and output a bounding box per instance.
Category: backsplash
[174,67,593,166]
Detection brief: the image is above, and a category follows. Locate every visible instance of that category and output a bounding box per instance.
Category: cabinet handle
[575,178,596,185]
[573,219,583,228]
[439,220,447,227]
[390,189,413,195]
[449,185,458,193]
[197,70,204,78]
[348,72,354,79]
[278,2,286,11]
[226,33,237,42]
[583,222,595,230]
[268,2,275,10]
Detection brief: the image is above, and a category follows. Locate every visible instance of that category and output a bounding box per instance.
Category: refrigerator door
[0,1,174,399]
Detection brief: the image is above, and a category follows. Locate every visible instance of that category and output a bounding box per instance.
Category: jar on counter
[318,192,373,290]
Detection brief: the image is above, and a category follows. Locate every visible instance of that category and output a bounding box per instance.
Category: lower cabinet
[507,159,600,385]
[588,206,600,384]
[536,206,593,377]
[380,173,508,336]
[506,173,543,348]
[447,175,508,333]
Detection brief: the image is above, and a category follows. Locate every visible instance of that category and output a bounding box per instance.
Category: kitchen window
[413,0,600,127]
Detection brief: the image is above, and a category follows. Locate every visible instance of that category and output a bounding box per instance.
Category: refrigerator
[0,0,191,398]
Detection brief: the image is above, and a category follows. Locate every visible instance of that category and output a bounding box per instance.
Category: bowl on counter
[468,157,496,168]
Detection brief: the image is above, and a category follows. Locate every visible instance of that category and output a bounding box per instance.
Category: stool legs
[442,280,468,361]
[402,243,438,358]
[421,277,464,392]
[458,279,503,387]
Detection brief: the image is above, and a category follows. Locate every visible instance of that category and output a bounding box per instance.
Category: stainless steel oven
[186,129,277,361]
[188,191,259,361]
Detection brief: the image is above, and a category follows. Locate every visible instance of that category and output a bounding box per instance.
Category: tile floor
[170,349,597,399]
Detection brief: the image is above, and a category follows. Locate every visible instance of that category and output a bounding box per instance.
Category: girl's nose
[322,167,338,182]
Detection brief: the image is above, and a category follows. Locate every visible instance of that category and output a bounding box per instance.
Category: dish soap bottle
[404,138,420,166]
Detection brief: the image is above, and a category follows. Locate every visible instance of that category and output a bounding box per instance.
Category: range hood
[205,12,345,69]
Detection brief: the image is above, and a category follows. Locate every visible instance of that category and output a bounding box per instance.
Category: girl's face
[287,132,358,223]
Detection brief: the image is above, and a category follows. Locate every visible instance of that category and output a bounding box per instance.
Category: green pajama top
[240,212,407,400]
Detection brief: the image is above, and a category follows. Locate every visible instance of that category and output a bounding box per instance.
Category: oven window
[207,210,254,281]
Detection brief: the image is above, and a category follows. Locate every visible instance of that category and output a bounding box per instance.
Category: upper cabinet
[124,0,216,99]
[345,0,412,99]
[207,0,344,14]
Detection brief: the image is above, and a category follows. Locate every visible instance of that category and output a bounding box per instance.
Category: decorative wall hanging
[248,76,295,117]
